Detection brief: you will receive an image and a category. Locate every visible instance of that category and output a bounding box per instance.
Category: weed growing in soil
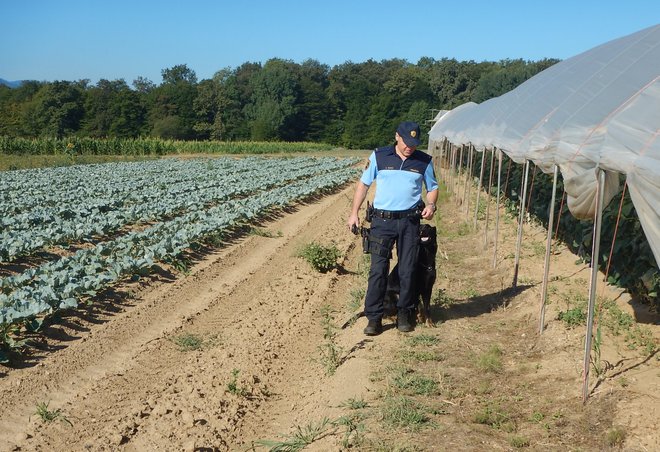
[476,345,504,373]
[405,334,440,347]
[474,401,513,431]
[347,287,365,312]
[399,349,443,363]
[317,305,344,375]
[297,241,341,273]
[172,333,204,351]
[249,227,282,238]
[508,435,530,448]
[35,401,72,426]
[227,368,249,397]
[391,368,438,395]
[333,413,367,448]
[381,396,432,431]
[341,396,368,410]
[557,301,587,328]
[256,417,332,451]
[606,426,627,447]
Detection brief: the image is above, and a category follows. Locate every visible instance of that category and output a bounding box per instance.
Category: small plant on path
[297,242,341,273]
[227,368,249,397]
[317,305,344,376]
[255,417,332,451]
[35,401,73,426]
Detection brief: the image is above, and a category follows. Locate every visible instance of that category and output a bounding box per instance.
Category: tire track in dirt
[0,185,357,451]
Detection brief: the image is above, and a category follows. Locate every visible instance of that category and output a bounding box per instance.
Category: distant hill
[0,78,23,88]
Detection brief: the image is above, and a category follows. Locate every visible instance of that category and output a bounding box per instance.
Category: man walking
[347,121,439,335]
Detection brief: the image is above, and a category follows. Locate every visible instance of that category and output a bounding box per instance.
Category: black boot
[364,318,383,336]
[397,309,414,333]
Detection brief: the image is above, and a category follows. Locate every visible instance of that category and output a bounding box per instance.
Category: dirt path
[1,182,658,451]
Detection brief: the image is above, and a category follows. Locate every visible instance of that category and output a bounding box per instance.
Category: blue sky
[2,0,659,84]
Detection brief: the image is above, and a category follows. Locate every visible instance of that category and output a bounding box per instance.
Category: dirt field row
[0,182,658,451]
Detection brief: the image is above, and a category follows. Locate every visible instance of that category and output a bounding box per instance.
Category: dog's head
[419,224,437,247]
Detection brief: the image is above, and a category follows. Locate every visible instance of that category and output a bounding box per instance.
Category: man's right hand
[347,214,360,234]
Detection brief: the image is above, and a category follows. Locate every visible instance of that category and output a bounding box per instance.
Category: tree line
[0,57,558,149]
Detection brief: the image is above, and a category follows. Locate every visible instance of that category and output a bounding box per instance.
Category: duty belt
[372,207,420,220]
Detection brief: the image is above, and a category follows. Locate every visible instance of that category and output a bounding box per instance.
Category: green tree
[132,76,156,94]
[148,64,199,139]
[244,58,300,141]
[289,59,331,141]
[22,80,86,138]
[472,58,559,103]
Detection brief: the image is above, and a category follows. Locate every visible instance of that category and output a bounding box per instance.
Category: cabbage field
[0,156,359,356]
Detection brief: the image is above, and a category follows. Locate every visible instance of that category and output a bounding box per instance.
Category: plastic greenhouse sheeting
[429,24,660,266]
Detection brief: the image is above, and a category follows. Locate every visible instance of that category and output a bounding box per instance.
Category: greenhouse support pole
[539,164,559,334]
[484,148,495,246]
[457,145,464,205]
[512,160,530,288]
[441,139,449,183]
[582,169,606,403]
[454,145,460,195]
[493,149,503,269]
[465,146,474,218]
[474,149,486,229]
[448,145,453,195]
[440,140,447,187]
[438,140,445,182]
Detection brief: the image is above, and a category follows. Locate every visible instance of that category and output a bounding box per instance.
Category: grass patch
[606,426,626,447]
[474,401,514,431]
[399,349,443,363]
[333,413,367,448]
[341,396,368,410]
[391,368,438,395]
[405,334,440,347]
[381,396,432,431]
[255,418,332,451]
[460,286,481,299]
[509,435,530,448]
[171,332,205,351]
[475,345,504,373]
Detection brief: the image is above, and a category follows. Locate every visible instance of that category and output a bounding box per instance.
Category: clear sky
[2,0,659,84]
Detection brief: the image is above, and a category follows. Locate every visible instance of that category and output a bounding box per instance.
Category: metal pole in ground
[457,145,464,206]
[474,149,486,229]
[484,148,495,247]
[493,149,503,269]
[465,145,474,219]
[582,169,606,403]
[512,160,530,288]
[463,145,472,221]
[539,164,559,333]
[447,144,456,193]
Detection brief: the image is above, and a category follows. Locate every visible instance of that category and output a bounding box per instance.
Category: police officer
[347,121,439,335]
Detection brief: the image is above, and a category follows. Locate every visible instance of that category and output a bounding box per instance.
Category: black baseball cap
[397,121,421,147]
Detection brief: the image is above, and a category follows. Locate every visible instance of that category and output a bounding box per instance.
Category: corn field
[0,136,336,156]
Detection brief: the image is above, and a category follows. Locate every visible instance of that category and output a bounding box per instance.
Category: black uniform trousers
[364,214,420,321]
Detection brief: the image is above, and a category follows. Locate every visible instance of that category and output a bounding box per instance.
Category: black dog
[383,224,438,326]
